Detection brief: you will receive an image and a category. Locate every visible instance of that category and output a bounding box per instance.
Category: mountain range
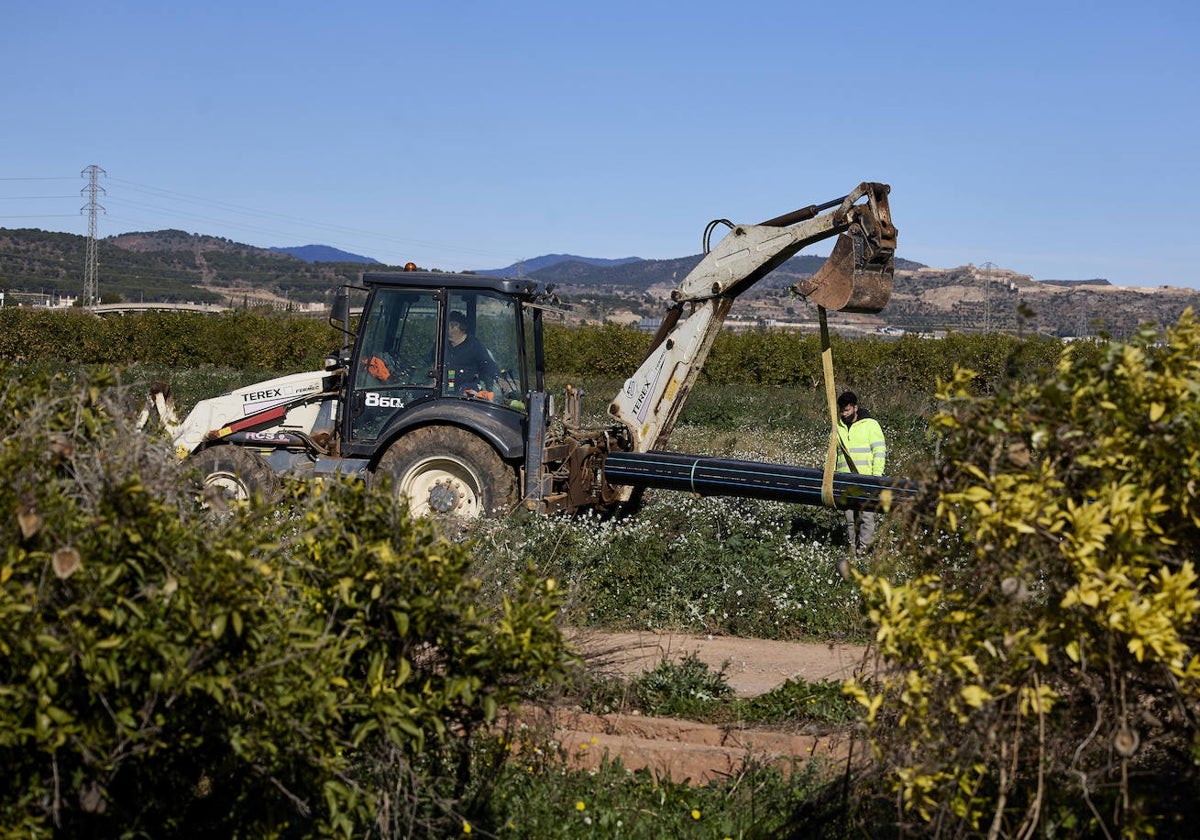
[272,247,648,276]
[269,245,380,264]
[1,227,1198,339]
[475,254,643,277]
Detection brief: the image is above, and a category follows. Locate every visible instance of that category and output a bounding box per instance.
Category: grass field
[461,376,930,643]
[118,364,929,643]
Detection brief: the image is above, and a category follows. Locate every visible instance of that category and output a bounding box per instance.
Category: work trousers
[845,509,876,555]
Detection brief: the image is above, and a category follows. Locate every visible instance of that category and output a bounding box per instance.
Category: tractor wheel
[193,445,280,504]
[373,426,518,519]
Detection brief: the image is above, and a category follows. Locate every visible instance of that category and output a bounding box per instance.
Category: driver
[445,311,499,392]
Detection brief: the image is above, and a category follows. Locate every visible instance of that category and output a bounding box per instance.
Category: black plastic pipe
[603,450,919,512]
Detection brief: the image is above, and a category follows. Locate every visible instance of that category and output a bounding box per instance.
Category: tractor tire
[193,445,281,504]
[373,426,518,519]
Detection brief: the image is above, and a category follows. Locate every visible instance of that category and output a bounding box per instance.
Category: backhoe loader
[152,182,910,517]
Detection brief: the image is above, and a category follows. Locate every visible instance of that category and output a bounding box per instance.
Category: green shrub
[632,652,735,719]
[847,312,1200,837]
[0,309,339,370]
[694,329,1061,397]
[0,365,572,837]
[2,309,1067,403]
[544,322,652,378]
[735,678,857,727]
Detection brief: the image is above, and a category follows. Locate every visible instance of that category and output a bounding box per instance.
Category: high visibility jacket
[837,415,886,476]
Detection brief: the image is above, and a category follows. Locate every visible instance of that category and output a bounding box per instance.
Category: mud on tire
[372,426,518,518]
[193,445,281,504]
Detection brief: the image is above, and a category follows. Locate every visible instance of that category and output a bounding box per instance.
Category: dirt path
[567,629,871,697]
[520,630,873,783]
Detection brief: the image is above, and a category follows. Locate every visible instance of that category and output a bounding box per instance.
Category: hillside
[0,228,400,308]
[1,227,1197,337]
[475,254,643,277]
[526,255,1200,339]
[269,245,380,264]
[880,265,1200,339]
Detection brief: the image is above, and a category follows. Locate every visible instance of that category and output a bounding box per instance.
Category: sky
[2,1,1198,288]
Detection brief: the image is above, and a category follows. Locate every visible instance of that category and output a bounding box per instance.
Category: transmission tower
[982,261,995,334]
[80,165,107,307]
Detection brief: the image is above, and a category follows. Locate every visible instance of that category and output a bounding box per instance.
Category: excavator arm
[607,181,896,453]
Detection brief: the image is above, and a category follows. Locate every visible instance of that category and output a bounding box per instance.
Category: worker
[836,390,887,573]
[445,310,499,393]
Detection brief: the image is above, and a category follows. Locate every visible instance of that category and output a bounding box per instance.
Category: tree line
[0,307,1078,398]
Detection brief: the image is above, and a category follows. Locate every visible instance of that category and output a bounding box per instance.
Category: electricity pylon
[81,165,106,307]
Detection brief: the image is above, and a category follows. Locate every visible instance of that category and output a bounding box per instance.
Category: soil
[517,630,873,784]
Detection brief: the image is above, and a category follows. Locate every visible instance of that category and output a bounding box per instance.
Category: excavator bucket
[792,232,894,313]
[790,183,897,314]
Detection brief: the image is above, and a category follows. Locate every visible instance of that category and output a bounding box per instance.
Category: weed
[482,749,842,839]
[633,652,735,718]
[733,679,858,727]
[469,492,872,641]
[573,655,856,729]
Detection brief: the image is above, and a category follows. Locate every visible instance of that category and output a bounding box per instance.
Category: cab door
[349,288,440,441]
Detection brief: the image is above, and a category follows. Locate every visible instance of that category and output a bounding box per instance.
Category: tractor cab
[335,271,548,465]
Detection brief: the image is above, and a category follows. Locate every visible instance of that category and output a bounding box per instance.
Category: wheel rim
[398,455,484,517]
[204,471,251,502]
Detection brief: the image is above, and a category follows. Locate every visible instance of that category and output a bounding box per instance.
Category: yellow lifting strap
[819,305,839,507]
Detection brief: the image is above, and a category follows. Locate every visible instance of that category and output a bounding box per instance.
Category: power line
[104,176,524,263]
[0,173,85,224]
[4,170,527,268]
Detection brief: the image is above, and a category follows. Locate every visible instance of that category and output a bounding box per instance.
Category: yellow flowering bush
[0,366,573,837]
[848,312,1200,837]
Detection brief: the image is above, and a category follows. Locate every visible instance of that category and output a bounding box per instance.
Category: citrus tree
[0,365,573,837]
[848,312,1200,837]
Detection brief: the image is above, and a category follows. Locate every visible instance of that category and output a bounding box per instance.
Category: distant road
[87,302,339,319]
[90,302,229,315]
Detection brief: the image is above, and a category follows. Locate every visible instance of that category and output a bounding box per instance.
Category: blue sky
[2,1,1197,287]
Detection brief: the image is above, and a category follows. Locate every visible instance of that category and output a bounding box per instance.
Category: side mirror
[330,287,350,329]
[329,286,356,355]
